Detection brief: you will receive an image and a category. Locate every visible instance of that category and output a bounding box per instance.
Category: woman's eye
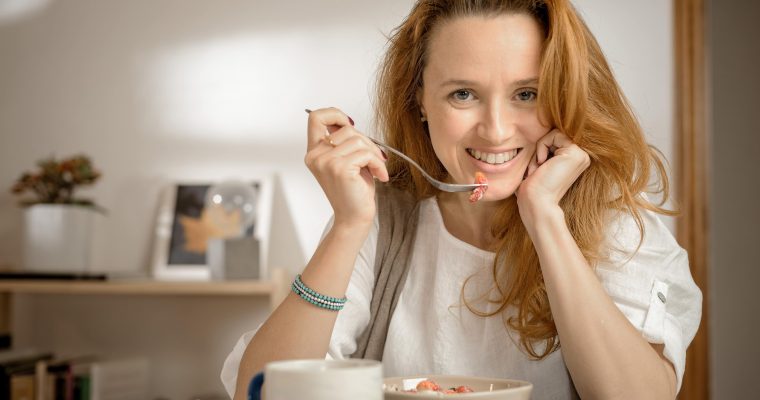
[451,89,473,102]
[516,90,537,102]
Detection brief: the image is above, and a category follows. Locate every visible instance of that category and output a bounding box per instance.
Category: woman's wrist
[299,219,372,299]
[518,199,565,241]
[331,217,374,238]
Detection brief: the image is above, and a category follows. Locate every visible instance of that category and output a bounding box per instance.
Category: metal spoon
[305,109,487,193]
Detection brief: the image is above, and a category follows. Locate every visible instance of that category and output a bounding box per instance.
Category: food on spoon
[468,172,488,203]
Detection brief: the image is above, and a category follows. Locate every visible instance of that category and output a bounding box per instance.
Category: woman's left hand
[516,129,591,227]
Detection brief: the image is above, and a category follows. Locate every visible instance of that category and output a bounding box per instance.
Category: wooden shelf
[0,268,292,330]
[0,279,277,296]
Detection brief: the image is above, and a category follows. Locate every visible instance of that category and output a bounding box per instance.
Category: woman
[222,1,701,399]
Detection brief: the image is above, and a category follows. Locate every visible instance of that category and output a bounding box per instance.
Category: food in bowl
[383,375,532,399]
[386,379,475,395]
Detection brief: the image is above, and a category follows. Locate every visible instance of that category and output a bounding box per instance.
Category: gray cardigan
[350,183,420,360]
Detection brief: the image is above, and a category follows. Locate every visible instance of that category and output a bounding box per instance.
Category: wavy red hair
[374,0,675,359]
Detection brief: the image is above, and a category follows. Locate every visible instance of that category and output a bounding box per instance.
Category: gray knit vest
[350,183,420,360]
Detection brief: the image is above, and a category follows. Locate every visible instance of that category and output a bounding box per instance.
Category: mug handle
[247,371,265,400]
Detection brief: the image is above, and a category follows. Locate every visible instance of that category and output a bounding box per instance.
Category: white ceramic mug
[248,359,383,400]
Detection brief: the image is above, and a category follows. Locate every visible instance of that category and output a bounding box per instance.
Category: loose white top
[222,197,702,399]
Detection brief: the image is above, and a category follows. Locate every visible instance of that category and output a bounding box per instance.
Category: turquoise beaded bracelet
[291,274,347,311]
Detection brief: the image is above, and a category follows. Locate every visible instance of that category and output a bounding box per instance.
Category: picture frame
[151,176,274,281]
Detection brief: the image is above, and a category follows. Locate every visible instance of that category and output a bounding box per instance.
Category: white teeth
[467,148,519,165]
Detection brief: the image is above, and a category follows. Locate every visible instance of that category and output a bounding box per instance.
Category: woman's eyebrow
[513,77,539,86]
[438,77,539,88]
[439,79,478,88]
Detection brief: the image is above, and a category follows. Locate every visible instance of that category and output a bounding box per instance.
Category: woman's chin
[481,185,518,202]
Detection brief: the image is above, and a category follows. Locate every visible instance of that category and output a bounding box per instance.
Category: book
[39,356,149,400]
[48,360,73,400]
[3,354,149,400]
[89,358,149,400]
[35,356,98,400]
[10,373,34,400]
[0,352,54,397]
[72,375,91,400]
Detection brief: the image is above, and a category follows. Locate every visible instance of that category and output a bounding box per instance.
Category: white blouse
[221,197,702,399]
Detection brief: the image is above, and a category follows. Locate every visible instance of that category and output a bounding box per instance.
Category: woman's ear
[416,89,427,122]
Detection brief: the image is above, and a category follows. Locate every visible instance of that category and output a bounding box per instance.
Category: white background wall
[0,1,676,399]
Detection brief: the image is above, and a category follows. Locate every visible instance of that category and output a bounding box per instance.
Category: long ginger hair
[374,0,675,359]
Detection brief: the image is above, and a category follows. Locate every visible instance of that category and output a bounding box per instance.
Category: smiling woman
[222,1,701,400]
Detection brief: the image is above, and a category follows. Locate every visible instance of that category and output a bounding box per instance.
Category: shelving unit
[0,268,291,335]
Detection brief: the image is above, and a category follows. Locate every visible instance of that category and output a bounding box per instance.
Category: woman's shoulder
[604,197,680,253]
[600,197,685,273]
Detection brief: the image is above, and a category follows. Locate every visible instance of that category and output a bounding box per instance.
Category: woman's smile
[465,147,523,172]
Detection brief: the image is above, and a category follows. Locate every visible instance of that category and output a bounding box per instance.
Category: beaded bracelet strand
[291,274,347,311]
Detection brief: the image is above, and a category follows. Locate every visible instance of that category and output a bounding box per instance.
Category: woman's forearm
[524,204,676,400]
[232,222,371,400]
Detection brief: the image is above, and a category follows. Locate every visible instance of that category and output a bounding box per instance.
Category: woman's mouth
[466,148,521,165]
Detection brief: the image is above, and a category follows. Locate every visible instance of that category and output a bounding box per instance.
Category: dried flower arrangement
[10,154,103,210]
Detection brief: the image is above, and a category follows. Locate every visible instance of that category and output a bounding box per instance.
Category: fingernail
[348,116,355,126]
[381,150,388,160]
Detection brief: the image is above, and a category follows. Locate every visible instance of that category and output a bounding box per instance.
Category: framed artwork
[151,176,273,281]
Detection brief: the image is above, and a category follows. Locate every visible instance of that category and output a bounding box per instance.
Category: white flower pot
[22,204,95,272]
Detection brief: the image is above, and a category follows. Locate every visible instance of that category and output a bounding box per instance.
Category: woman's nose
[477,103,517,144]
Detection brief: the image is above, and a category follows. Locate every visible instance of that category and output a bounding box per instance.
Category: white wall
[574,0,676,230]
[0,0,417,273]
[0,1,675,399]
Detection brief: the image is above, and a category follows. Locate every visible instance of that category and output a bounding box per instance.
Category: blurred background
[0,0,756,399]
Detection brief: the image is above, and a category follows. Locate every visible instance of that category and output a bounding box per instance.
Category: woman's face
[419,13,550,201]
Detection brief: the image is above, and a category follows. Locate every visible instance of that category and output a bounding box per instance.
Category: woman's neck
[436,192,499,251]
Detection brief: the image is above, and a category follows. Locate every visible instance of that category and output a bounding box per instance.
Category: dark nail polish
[348,116,355,126]
[381,150,388,160]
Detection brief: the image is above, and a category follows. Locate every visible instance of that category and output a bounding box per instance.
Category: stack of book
[0,350,149,400]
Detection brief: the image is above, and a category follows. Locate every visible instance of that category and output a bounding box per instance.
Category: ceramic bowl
[383,375,532,399]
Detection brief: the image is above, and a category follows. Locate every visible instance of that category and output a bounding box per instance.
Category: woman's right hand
[305,107,389,229]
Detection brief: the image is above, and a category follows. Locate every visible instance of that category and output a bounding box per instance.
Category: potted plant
[10,155,103,272]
